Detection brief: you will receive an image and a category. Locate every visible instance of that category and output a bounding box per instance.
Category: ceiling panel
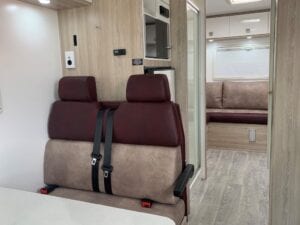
[18,0,91,10]
[206,0,271,16]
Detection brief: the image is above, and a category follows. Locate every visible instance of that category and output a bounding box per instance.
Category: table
[0,187,175,225]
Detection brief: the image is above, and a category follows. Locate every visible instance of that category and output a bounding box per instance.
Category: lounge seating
[43,75,193,225]
[206,81,269,125]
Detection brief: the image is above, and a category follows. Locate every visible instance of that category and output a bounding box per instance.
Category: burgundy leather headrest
[126,74,171,102]
[59,76,97,102]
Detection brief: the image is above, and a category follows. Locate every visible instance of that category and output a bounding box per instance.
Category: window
[213,45,270,80]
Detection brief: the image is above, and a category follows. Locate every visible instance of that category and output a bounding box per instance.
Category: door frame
[187,0,207,184]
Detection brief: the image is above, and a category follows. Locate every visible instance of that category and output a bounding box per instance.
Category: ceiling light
[229,0,263,5]
[39,0,50,4]
[241,18,261,23]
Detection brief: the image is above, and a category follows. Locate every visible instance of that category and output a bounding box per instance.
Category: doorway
[189,0,276,225]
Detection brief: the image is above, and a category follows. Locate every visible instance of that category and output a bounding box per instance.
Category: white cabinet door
[230,12,270,37]
[206,17,230,39]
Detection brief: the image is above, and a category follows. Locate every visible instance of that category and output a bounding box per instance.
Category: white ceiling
[206,0,271,16]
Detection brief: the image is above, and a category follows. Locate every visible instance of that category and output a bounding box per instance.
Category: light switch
[65,51,76,69]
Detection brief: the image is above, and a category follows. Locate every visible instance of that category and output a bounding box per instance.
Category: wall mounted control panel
[65,51,76,69]
[113,49,126,56]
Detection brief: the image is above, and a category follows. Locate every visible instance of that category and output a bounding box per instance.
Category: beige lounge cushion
[44,140,182,205]
[206,82,223,109]
[223,81,268,110]
[51,188,185,225]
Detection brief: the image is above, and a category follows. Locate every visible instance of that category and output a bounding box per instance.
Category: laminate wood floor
[189,149,269,225]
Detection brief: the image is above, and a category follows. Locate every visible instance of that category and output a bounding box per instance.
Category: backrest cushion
[48,101,99,141]
[48,76,100,141]
[45,140,182,205]
[223,81,268,110]
[112,102,180,147]
[206,82,223,109]
[127,74,170,102]
[59,76,97,102]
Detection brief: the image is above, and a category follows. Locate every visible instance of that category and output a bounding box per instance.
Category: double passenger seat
[44,75,192,225]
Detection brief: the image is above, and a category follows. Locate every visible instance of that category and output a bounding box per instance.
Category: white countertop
[0,187,175,225]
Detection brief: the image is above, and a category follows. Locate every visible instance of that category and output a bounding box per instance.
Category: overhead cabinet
[230,12,270,37]
[206,17,230,39]
[206,12,270,39]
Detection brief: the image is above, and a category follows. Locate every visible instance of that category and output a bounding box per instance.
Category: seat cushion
[44,140,182,205]
[223,81,268,110]
[206,109,268,124]
[51,188,185,225]
[206,82,223,109]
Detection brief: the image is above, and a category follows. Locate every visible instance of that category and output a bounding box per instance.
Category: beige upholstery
[223,81,268,110]
[45,140,182,205]
[51,188,185,225]
[206,82,223,109]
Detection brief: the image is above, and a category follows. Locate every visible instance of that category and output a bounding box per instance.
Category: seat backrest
[206,82,223,109]
[223,81,268,110]
[48,76,99,142]
[44,74,186,205]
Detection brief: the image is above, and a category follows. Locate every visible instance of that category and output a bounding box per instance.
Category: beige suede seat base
[50,188,185,225]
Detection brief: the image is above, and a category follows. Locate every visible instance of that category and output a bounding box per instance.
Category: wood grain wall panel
[270,0,300,224]
[58,0,145,101]
[19,0,91,10]
[58,0,175,101]
[170,0,188,137]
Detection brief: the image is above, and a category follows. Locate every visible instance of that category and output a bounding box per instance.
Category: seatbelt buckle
[91,154,102,166]
[141,199,153,208]
[102,165,113,178]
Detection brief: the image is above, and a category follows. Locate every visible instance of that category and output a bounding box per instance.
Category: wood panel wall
[58,0,181,102]
[170,0,188,136]
[58,0,144,101]
[270,0,300,224]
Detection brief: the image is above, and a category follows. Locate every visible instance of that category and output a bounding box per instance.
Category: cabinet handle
[246,28,251,34]
[209,31,214,37]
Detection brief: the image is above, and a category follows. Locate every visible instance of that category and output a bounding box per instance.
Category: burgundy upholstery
[59,76,97,102]
[112,102,180,147]
[127,74,171,102]
[48,101,99,141]
[207,112,268,125]
[49,76,100,141]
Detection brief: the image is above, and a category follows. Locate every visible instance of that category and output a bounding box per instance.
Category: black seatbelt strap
[91,110,105,192]
[102,109,115,195]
